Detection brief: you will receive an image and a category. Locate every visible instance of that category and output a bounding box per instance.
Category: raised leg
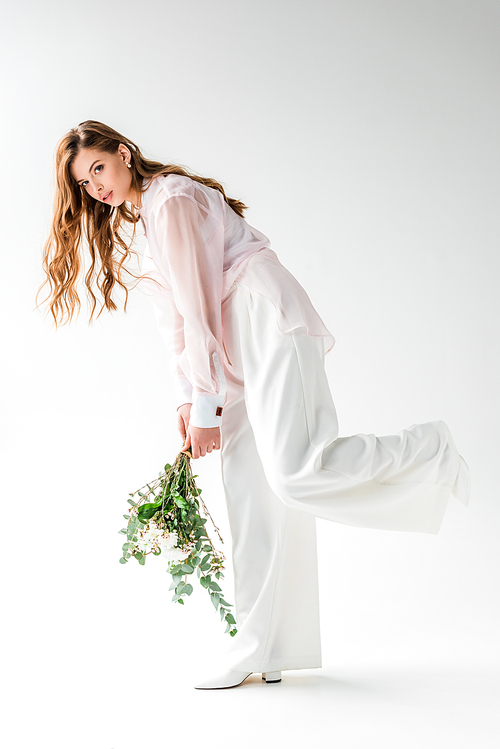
[223,283,469,536]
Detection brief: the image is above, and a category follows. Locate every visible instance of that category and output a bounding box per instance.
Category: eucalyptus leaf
[211,593,220,610]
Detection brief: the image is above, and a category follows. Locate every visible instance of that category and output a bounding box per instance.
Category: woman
[39,120,471,690]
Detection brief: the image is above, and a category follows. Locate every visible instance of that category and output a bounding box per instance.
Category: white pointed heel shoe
[194,669,253,690]
[262,671,282,683]
[451,455,471,507]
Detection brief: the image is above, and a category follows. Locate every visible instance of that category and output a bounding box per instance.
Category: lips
[102,191,113,202]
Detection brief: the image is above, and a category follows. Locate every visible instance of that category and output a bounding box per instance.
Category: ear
[117,143,131,164]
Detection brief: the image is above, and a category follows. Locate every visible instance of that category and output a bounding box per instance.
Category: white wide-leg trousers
[219,280,470,674]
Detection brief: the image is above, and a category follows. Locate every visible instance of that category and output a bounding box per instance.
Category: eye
[79,164,103,188]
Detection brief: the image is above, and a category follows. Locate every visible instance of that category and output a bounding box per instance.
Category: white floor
[189,662,500,749]
[6,621,499,749]
[39,662,500,749]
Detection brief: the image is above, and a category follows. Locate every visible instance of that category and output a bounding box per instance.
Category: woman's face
[70,146,139,207]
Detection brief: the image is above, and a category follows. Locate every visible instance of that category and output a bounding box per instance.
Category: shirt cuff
[189,393,225,428]
[174,377,193,409]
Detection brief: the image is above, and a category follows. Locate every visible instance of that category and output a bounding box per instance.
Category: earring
[127,163,131,168]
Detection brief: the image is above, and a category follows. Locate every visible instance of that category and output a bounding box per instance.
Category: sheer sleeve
[149,289,194,409]
[152,193,226,428]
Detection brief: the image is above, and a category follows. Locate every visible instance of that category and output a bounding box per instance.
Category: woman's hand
[177,403,192,444]
[177,403,221,459]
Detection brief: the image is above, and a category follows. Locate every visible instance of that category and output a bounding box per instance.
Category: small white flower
[135,537,154,553]
[160,532,178,550]
[163,546,190,563]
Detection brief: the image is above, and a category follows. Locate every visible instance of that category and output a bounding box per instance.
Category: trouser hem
[226,654,322,673]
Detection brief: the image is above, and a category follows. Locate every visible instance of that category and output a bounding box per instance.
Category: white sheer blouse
[138,173,334,428]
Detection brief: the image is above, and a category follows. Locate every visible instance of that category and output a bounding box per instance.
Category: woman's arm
[152,192,226,453]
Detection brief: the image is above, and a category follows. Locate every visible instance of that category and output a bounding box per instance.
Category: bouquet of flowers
[118,449,237,636]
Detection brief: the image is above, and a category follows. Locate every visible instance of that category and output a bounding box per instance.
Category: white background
[1,1,499,747]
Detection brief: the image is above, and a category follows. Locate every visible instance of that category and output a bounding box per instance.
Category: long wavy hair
[37,120,249,326]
